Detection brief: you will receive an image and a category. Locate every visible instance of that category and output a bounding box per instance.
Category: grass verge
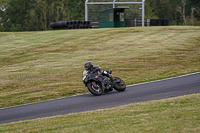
[0,26,200,108]
[0,93,199,133]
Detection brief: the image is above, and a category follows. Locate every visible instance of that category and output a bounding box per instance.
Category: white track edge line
[127,71,200,87]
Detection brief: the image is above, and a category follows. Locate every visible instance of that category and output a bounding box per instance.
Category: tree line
[0,0,199,31]
[0,0,85,31]
[147,0,200,25]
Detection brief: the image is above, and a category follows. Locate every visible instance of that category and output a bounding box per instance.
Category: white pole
[85,0,89,21]
[142,0,145,27]
[135,18,137,27]
[113,0,116,8]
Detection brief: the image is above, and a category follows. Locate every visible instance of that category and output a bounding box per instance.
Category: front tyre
[87,81,103,96]
[113,77,126,92]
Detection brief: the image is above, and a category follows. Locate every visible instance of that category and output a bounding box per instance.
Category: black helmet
[84,62,93,70]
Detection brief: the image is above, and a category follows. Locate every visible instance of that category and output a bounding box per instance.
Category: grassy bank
[1,93,199,132]
[0,26,200,108]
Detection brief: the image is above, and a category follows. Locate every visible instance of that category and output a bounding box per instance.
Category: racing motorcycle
[83,69,126,96]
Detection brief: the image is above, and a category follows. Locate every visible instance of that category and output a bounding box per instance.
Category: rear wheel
[113,77,126,92]
[87,81,103,96]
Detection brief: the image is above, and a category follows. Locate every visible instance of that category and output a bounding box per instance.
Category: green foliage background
[0,0,200,31]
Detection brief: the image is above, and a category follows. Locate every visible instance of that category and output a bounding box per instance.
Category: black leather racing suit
[87,65,113,80]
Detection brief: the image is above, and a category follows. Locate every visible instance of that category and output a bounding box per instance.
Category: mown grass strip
[0,93,199,133]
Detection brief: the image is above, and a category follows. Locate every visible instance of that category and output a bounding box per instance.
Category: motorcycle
[83,69,126,96]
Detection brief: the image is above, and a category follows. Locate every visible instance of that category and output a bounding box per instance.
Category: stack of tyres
[150,19,169,26]
[50,20,91,30]
[162,20,169,26]
[150,19,158,26]
[157,19,163,26]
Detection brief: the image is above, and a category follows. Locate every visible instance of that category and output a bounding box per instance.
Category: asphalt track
[0,72,200,124]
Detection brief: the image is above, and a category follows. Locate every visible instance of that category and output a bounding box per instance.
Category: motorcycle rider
[84,62,114,82]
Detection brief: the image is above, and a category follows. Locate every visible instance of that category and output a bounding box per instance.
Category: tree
[0,0,36,31]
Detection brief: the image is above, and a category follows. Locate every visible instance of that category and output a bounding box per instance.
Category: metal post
[147,19,150,26]
[85,0,89,21]
[113,0,116,8]
[142,0,145,27]
[135,19,137,27]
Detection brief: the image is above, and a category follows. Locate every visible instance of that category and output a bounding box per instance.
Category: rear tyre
[87,81,103,96]
[113,77,126,92]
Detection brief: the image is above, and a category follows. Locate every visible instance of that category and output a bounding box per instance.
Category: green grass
[0,26,200,108]
[0,93,199,133]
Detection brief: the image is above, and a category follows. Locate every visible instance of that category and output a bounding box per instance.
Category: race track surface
[0,72,200,124]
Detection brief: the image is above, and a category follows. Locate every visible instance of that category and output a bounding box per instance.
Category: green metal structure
[85,1,146,27]
[99,7,129,28]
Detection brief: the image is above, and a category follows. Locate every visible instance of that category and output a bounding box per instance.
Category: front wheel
[87,81,103,96]
[113,77,126,92]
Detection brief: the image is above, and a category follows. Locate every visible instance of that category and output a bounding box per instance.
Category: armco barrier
[50,20,91,30]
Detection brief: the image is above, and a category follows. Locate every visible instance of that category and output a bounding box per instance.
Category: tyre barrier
[50,20,91,30]
[150,19,169,26]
